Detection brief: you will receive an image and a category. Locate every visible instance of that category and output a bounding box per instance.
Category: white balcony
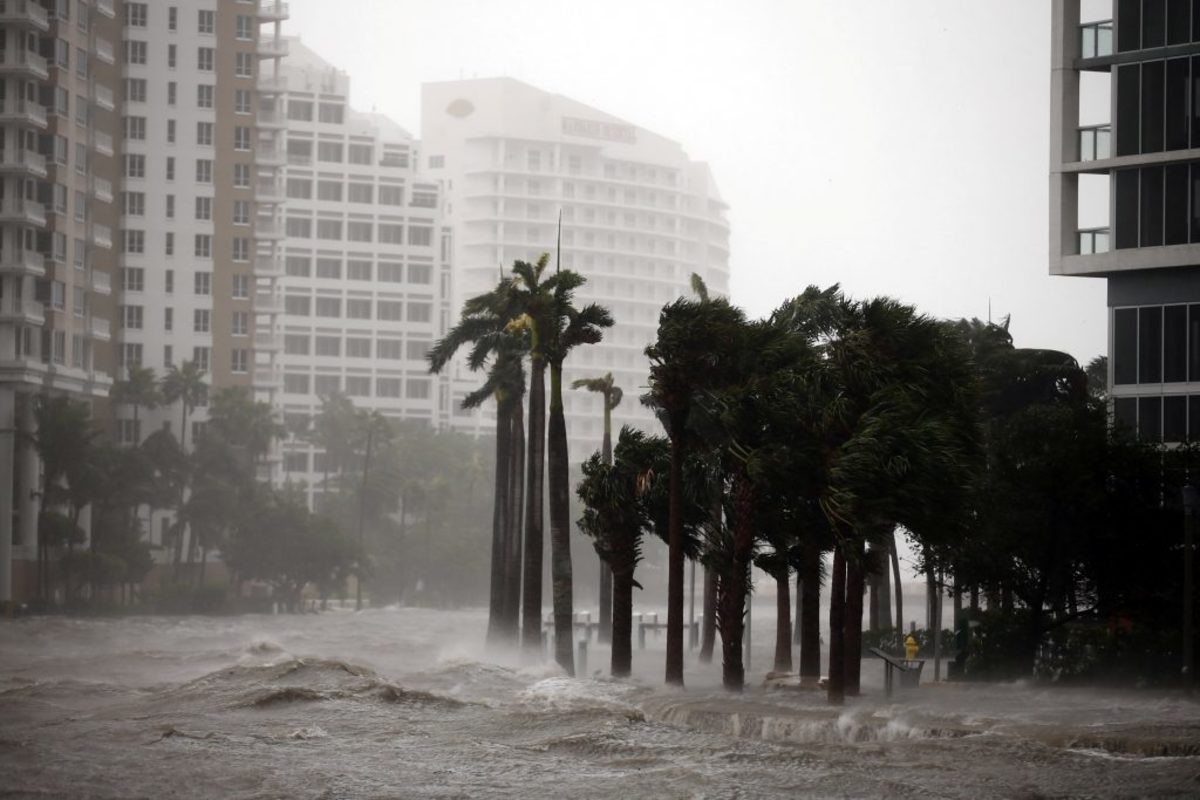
[91,84,114,112]
[91,130,113,157]
[0,48,48,80]
[91,270,111,295]
[256,38,288,58]
[0,297,43,325]
[256,74,287,94]
[254,254,284,277]
[0,1,50,30]
[253,367,282,389]
[285,152,312,167]
[0,98,47,128]
[254,217,285,240]
[89,316,111,341]
[1078,125,1111,162]
[1080,20,1113,59]
[91,223,112,250]
[95,0,114,18]
[259,1,289,21]
[1078,227,1110,255]
[255,145,286,167]
[90,176,113,204]
[0,149,45,178]
[0,248,44,277]
[255,178,284,202]
[0,198,45,226]
[257,107,285,129]
[254,292,283,314]
[254,331,281,351]
[93,37,114,66]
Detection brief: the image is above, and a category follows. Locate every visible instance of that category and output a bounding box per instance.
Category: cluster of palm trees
[429,253,612,674]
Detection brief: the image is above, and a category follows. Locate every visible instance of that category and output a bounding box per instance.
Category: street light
[1182,485,1197,689]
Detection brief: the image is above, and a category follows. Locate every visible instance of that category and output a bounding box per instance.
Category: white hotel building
[421,78,731,457]
[276,40,451,508]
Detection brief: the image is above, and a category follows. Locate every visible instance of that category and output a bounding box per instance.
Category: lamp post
[1182,486,1197,689]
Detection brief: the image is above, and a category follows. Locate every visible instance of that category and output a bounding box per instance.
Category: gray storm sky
[283,0,1107,364]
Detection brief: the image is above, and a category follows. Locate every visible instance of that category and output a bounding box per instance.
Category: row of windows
[283,335,430,361]
[123,231,246,259]
[1113,393,1200,442]
[284,257,432,284]
[1116,0,1200,52]
[282,296,433,322]
[123,155,251,185]
[123,117,253,151]
[124,41,254,77]
[282,218,435,246]
[119,342,215,371]
[125,3,257,40]
[1113,303,1200,384]
[283,373,432,400]
[120,306,263,337]
[1114,57,1200,156]
[286,179,405,205]
[484,148,680,188]
[1112,162,1200,248]
[124,80,258,116]
[287,100,347,125]
[120,268,251,299]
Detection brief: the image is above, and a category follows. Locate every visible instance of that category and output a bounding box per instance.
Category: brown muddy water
[1,607,1197,799]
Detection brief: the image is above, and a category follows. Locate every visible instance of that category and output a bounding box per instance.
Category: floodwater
[1,607,1198,799]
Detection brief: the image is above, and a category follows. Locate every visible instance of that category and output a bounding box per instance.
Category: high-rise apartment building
[275,40,451,509]
[421,78,731,456]
[1051,0,1200,443]
[0,0,120,604]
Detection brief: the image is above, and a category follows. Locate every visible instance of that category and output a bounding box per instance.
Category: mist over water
[1,609,1197,799]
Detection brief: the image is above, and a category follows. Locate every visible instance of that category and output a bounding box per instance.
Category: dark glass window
[1116,169,1140,249]
[1194,0,1200,40]
[1115,307,1140,384]
[1115,396,1139,432]
[1166,163,1189,243]
[1117,65,1141,156]
[1144,0,1166,47]
[1165,304,1188,381]
[1119,0,1142,51]
[1166,58,1189,150]
[1164,395,1187,441]
[1139,396,1163,441]
[1140,166,1164,246]
[1190,304,1200,380]
[1169,0,1191,44]
[1191,395,1200,440]
[1142,60,1165,153]
[1140,305,1163,383]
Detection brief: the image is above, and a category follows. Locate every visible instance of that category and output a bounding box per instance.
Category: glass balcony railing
[1080,20,1113,58]
[1078,124,1111,161]
[1078,227,1110,255]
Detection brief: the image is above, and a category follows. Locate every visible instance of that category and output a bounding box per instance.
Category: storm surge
[1,608,1196,799]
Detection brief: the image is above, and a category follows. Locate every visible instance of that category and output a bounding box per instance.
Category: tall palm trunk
[773,567,792,673]
[597,407,613,645]
[718,470,754,690]
[547,361,575,675]
[827,545,846,705]
[845,542,865,696]
[611,528,635,677]
[486,396,513,645]
[700,566,717,663]
[891,530,905,632]
[877,543,893,630]
[520,357,546,654]
[794,571,802,644]
[504,400,525,637]
[664,411,687,685]
[798,539,822,685]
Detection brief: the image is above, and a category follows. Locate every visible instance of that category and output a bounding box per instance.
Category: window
[166,195,175,218]
[285,295,311,316]
[234,89,251,115]
[315,375,340,396]
[125,78,146,103]
[286,255,312,277]
[284,335,310,355]
[377,301,403,321]
[195,196,212,221]
[234,163,250,188]
[197,47,214,71]
[122,191,145,217]
[316,258,342,279]
[124,40,147,64]
[192,347,210,371]
[236,15,253,40]
[231,349,248,374]
[284,373,310,394]
[194,271,211,295]
[348,260,372,280]
[120,343,143,368]
[164,307,173,331]
[233,274,249,299]
[379,224,404,244]
[288,100,313,121]
[408,302,432,323]
[193,309,210,334]
[315,297,341,317]
[318,103,344,124]
[123,116,146,140]
[165,232,175,256]
[165,270,174,293]
[348,183,373,203]
[196,121,213,146]
[121,267,144,291]
[316,219,342,240]
[315,336,340,356]
[376,378,401,398]
[232,311,249,336]
[348,221,373,242]
[346,298,371,319]
[406,379,431,400]
[122,229,145,254]
[120,305,144,329]
[407,340,431,361]
[196,159,213,183]
[231,126,250,151]
[167,119,176,143]
[168,6,176,31]
[377,340,402,360]
[168,43,176,68]
[235,52,253,78]
[408,226,433,246]
[408,264,432,284]
[317,142,344,163]
[232,237,249,261]
[125,2,147,26]
[411,190,437,208]
[379,185,403,206]
[286,217,312,238]
[197,84,213,108]
[287,178,313,199]
[345,376,371,397]
[349,144,372,164]
[379,263,404,282]
[318,180,343,201]
[166,156,175,181]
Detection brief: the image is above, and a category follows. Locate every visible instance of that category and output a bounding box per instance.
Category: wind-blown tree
[207,387,285,466]
[309,391,361,497]
[160,361,207,452]
[644,294,748,685]
[572,372,623,644]
[111,365,160,444]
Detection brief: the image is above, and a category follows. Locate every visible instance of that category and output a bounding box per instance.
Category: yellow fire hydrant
[904,634,919,661]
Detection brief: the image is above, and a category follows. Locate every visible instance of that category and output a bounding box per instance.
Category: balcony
[256,37,288,58]
[0,1,50,30]
[256,178,284,202]
[0,48,49,80]
[253,367,282,390]
[93,37,114,66]
[254,331,281,351]
[1078,124,1111,161]
[0,149,46,178]
[1078,227,1110,255]
[257,107,285,129]
[0,198,45,226]
[90,176,113,204]
[91,269,111,295]
[254,217,285,240]
[259,1,289,21]
[0,98,46,128]
[254,253,284,277]
[91,130,113,157]
[254,292,283,314]
[89,316,111,341]
[286,152,313,167]
[91,84,114,112]
[0,297,43,325]
[0,248,44,277]
[257,74,287,94]
[1080,20,1113,59]
[255,145,286,167]
[95,0,114,18]
[91,223,112,250]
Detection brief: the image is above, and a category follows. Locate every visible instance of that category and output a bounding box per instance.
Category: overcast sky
[283,0,1107,364]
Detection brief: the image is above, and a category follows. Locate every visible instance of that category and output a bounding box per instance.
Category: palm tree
[111,365,160,445]
[160,361,207,453]
[572,372,623,644]
[207,387,285,466]
[309,391,360,497]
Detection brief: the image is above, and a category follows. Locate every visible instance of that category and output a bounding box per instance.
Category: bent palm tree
[111,365,160,445]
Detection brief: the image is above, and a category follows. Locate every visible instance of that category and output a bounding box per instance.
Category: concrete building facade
[421,78,731,457]
[1052,0,1200,442]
